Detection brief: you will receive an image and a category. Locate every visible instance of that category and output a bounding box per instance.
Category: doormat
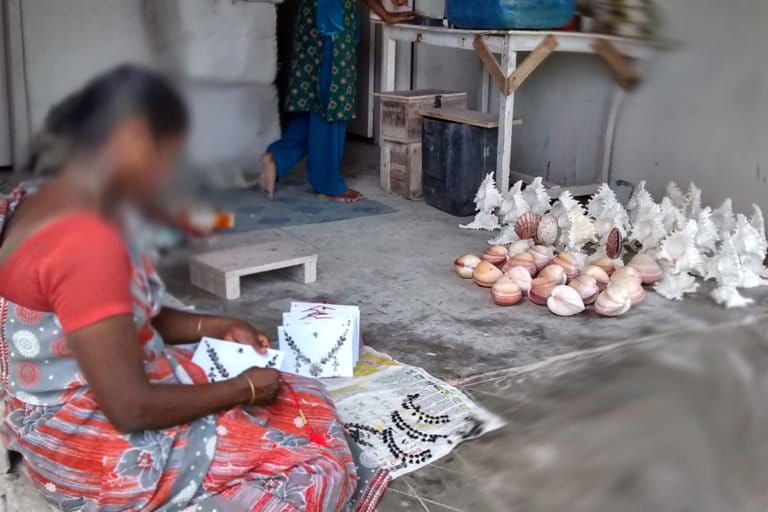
[328,348,505,512]
[202,178,396,233]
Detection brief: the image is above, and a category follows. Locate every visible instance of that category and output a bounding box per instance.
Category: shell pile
[456,245,655,318]
[459,177,768,310]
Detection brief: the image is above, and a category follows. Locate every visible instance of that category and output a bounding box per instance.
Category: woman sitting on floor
[0,65,356,511]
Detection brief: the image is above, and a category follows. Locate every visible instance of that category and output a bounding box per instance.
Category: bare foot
[259,153,277,200]
[320,189,365,203]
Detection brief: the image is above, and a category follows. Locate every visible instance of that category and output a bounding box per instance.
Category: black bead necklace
[344,422,433,466]
[205,341,230,381]
[391,411,451,444]
[402,394,450,425]
[382,428,431,466]
[284,326,349,376]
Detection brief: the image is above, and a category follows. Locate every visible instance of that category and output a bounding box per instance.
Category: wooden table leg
[600,86,627,187]
[496,36,517,193]
[377,23,397,154]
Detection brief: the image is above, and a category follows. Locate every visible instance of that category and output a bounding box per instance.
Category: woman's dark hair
[27,64,189,174]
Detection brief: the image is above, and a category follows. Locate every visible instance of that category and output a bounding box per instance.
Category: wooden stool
[190,241,317,300]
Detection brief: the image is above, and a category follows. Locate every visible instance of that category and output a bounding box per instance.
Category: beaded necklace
[283,325,349,377]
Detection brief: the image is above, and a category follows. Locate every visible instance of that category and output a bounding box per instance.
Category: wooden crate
[381,140,422,200]
[376,89,467,143]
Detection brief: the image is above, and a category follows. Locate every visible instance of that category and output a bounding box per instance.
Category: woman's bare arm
[68,314,279,433]
[361,0,415,24]
[152,307,270,353]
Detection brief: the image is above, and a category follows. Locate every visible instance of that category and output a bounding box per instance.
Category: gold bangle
[196,317,204,338]
[244,375,257,406]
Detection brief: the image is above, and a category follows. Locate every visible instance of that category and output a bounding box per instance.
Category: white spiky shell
[658,220,706,274]
[731,214,768,275]
[750,204,766,246]
[488,225,519,245]
[654,271,700,301]
[666,181,687,210]
[706,235,766,288]
[711,286,754,308]
[460,211,501,231]
[694,207,719,253]
[627,180,647,213]
[563,212,597,254]
[522,177,551,215]
[711,198,736,235]
[628,181,654,223]
[589,184,631,238]
[660,197,686,233]
[499,180,530,225]
[587,183,616,218]
[475,173,503,211]
[551,191,585,229]
[685,182,703,218]
[630,201,667,252]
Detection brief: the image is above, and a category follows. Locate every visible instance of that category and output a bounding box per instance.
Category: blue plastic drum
[446,0,575,30]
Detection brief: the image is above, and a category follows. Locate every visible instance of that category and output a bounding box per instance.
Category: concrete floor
[4,140,768,511]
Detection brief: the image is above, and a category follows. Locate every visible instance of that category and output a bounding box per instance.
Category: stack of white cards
[278,302,360,378]
[192,337,285,383]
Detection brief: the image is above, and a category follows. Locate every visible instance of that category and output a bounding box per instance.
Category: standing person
[0,65,356,511]
[260,0,413,202]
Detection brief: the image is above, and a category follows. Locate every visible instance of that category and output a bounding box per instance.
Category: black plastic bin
[421,107,499,217]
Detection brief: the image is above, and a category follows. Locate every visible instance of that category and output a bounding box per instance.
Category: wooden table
[375,21,659,196]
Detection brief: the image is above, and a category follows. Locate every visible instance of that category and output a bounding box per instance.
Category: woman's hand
[239,368,281,406]
[209,317,271,355]
[363,0,415,25]
[382,10,415,24]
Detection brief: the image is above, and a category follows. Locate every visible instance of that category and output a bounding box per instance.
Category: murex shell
[454,254,481,279]
[536,214,559,246]
[627,253,662,285]
[482,245,508,266]
[473,261,504,287]
[515,213,542,240]
[551,252,580,280]
[569,274,600,304]
[547,285,586,316]
[606,227,623,259]
[492,276,523,306]
[503,252,538,277]
[529,277,558,306]
[506,265,533,293]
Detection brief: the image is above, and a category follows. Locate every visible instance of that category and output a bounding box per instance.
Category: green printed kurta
[285,0,359,122]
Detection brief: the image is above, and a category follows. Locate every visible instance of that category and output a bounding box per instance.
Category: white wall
[612,0,768,212]
[18,0,280,177]
[411,0,768,212]
[21,0,156,130]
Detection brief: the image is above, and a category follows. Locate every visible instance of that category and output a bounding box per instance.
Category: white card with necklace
[192,337,285,383]
[288,302,361,362]
[277,318,354,378]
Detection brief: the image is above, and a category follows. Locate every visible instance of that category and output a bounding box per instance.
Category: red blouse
[0,211,134,333]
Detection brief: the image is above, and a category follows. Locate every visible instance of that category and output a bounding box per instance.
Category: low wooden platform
[190,240,317,300]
